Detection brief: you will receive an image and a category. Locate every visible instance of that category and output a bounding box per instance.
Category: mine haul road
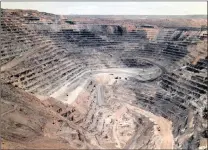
[50,59,166,105]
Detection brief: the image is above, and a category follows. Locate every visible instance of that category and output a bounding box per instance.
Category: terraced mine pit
[1,9,207,149]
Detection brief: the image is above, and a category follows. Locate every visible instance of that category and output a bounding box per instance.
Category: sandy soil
[127,104,174,149]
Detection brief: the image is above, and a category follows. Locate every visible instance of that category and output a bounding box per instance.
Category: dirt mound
[1,82,77,149]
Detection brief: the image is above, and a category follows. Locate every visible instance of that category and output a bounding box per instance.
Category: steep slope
[1,82,80,149]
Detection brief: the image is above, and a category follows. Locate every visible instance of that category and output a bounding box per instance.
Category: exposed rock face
[1,82,75,149]
[78,24,127,35]
[0,9,207,149]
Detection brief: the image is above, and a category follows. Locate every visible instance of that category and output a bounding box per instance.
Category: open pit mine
[0,9,207,150]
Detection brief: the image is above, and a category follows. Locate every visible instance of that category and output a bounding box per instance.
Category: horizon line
[2,8,207,16]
